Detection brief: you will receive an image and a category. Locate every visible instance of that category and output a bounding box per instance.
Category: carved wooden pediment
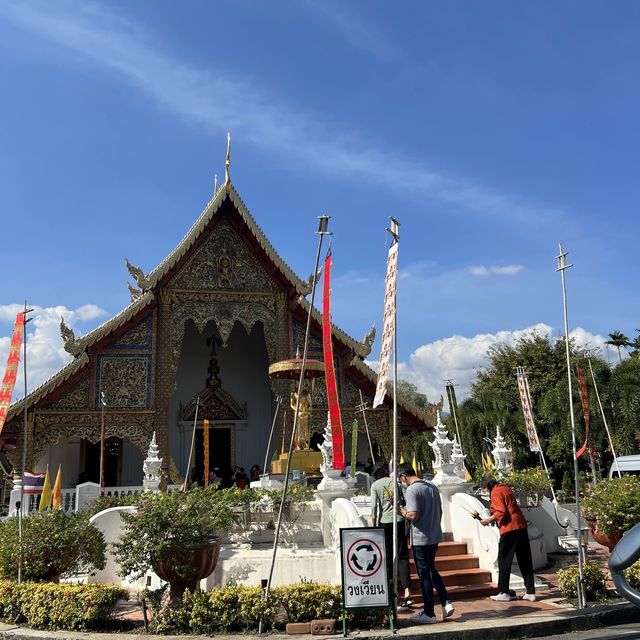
[170,220,276,292]
[181,386,246,422]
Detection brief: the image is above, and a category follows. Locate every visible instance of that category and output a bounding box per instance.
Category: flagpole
[183,397,200,490]
[99,392,107,493]
[588,359,620,478]
[262,395,283,480]
[18,303,32,584]
[260,216,330,634]
[556,244,585,608]
[357,390,376,464]
[387,217,400,617]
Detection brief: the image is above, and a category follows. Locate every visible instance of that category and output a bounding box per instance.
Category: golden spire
[225,132,231,193]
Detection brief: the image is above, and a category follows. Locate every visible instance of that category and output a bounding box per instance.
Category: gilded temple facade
[2,177,434,489]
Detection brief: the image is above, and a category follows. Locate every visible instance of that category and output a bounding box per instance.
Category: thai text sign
[340,527,389,609]
[373,243,398,408]
[0,312,24,435]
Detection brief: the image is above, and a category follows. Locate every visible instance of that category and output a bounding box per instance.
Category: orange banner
[0,312,24,435]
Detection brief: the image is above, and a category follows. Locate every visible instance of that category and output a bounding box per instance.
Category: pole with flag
[39,467,52,511]
[373,216,400,616]
[51,465,62,510]
[99,392,107,493]
[17,304,32,584]
[260,216,331,635]
[556,243,585,608]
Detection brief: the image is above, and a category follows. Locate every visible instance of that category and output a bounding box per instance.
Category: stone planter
[587,521,623,552]
[153,540,221,602]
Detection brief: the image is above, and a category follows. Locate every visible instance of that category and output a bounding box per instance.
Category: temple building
[2,155,435,490]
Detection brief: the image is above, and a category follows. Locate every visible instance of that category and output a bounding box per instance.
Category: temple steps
[406,539,495,603]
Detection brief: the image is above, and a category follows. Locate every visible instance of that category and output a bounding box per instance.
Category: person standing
[369,461,412,612]
[480,477,536,602]
[397,463,454,624]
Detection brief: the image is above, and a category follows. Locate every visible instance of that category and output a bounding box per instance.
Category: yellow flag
[51,465,62,510]
[39,467,52,512]
[399,452,405,464]
[464,465,472,482]
[412,453,418,475]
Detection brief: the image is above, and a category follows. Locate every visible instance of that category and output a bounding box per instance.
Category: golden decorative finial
[225,132,231,193]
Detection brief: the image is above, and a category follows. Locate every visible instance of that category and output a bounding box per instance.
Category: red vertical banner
[575,364,590,458]
[322,252,345,470]
[203,419,210,487]
[0,312,24,435]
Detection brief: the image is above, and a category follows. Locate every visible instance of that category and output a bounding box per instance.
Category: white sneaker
[490,592,513,602]
[409,611,438,624]
[521,593,537,602]
[443,601,455,619]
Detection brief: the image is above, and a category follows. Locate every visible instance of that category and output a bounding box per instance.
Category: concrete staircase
[408,540,495,603]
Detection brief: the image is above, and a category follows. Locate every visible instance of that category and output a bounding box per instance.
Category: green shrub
[557,562,606,600]
[148,582,385,633]
[0,581,128,630]
[624,560,640,590]
[582,476,640,535]
[0,510,106,581]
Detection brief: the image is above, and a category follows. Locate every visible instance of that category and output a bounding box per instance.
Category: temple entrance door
[83,437,122,487]
[194,425,234,485]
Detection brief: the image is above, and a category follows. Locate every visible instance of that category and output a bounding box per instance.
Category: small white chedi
[491,425,513,473]
[143,431,163,493]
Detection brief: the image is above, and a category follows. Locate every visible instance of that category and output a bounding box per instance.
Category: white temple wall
[171,320,273,475]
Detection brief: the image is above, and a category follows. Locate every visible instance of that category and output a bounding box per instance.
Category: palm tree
[606,331,630,363]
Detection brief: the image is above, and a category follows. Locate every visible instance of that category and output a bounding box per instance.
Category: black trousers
[382,520,410,590]
[497,528,535,594]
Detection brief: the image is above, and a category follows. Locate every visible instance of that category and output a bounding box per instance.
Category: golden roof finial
[225,132,231,192]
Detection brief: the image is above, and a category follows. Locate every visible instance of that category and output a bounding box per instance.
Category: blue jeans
[412,543,449,617]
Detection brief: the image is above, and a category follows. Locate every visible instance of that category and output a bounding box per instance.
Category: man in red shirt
[480,477,536,602]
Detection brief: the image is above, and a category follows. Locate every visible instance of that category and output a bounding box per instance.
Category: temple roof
[5,179,431,430]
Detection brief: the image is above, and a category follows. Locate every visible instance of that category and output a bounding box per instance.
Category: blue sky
[0,1,638,402]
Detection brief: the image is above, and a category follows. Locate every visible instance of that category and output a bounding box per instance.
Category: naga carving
[59,318,83,356]
[125,258,152,291]
[355,325,376,358]
[128,282,143,302]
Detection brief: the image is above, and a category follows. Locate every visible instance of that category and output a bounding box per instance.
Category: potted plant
[114,487,236,602]
[582,476,640,551]
[0,509,106,581]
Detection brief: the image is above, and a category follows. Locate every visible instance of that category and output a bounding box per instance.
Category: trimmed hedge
[152,582,386,633]
[0,582,128,630]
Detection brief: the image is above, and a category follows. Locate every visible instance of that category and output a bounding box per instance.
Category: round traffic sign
[346,538,383,578]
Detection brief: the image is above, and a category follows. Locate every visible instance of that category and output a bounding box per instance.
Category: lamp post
[99,392,107,492]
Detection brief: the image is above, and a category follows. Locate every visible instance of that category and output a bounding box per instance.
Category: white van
[609,455,640,479]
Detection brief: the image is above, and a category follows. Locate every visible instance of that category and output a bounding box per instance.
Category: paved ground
[541,623,640,640]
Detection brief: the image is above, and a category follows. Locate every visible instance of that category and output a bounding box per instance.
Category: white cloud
[468,265,524,277]
[396,324,608,406]
[0,304,107,400]
[0,1,563,226]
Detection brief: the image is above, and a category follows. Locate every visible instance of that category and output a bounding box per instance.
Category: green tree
[609,357,640,455]
[606,331,631,363]
[456,331,611,486]
[397,380,429,411]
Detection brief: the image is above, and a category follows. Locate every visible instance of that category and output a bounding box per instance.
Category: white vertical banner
[516,369,541,452]
[373,243,399,408]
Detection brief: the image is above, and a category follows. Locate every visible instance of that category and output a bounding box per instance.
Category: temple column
[154,288,173,484]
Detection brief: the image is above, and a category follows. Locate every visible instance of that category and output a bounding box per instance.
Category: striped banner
[373,243,399,408]
[575,364,590,458]
[322,251,345,470]
[516,368,541,452]
[0,312,24,435]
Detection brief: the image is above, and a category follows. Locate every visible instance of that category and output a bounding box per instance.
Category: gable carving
[47,378,90,410]
[113,316,152,350]
[170,220,276,292]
